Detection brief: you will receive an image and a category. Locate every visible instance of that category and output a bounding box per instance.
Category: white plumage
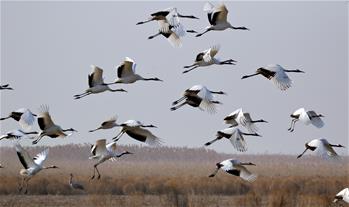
[89,139,132,179]
[297,138,345,160]
[137,7,198,47]
[288,108,324,132]
[183,45,236,73]
[112,120,162,146]
[15,143,58,194]
[32,105,77,145]
[224,108,267,133]
[196,2,249,37]
[334,188,349,203]
[241,64,304,91]
[209,159,257,182]
[171,85,225,113]
[113,57,162,84]
[74,65,126,99]
[205,127,261,152]
[0,108,36,129]
[0,129,38,141]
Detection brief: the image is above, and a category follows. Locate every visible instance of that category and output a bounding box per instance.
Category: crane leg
[95,166,101,179]
[18,177,25,192]
[204,137,222,146]
[74,92,91,100]
[170,101,187,111]
[182,66,199,74]
[208,168,219,177]
[288,119,298,132]
[195,29,210,37]
[148,32,161,39]
[112,131,125,141]
[32,134,44,145]
[172,96,186,105]
[90,167,95,180]
[183,63,196,68]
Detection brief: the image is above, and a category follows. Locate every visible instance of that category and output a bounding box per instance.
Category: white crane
[74,65,127,99]
[334,188,349,204]
[69,173,85,191]
[0,84,13,90]
[171,85,225,113]
[15,143,58,194]
[136,7,199,25]
[297,138,345,159]
[241,64,305,91]
[196,2,249,37]
[32,105,77,145]
[288,108,324,132]
[0,129,38,141]
[89,116,119,132]
[183,45,236,74]
[89,139,132,180]
[144,8,197,47]
[205,127,261,152]
[224,108,268,133]
[209,159,257,182]
[148,22,198,48]
[0,108,36,129]
[113,57,163,84]
[112,120,162,146]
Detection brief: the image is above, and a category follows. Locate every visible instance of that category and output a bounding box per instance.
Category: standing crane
[69,173,85,191]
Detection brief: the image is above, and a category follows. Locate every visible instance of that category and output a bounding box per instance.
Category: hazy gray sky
[1,1,348,155]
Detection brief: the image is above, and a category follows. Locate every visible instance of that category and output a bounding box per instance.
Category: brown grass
[0,144,348,207]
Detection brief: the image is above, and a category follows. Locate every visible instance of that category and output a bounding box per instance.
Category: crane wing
[316,140,340,160]
[203,45,220,62]
[215,4,228,24]
[16,108,35,129]
[243,113,258,133]
[272,67,292,90]
[307,111,324,128]
[94,139,107,156]
[89,65,104,87]
[15,144,36,169]
[229,129,247,152]
[33,148,49,166]
[38,105,55,130]
[118,57,136,78]
[235,165,257,182]
[126,128,162,146]
[106,142,117,153]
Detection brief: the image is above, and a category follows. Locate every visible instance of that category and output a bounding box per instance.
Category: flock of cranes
[0,2,347,204]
